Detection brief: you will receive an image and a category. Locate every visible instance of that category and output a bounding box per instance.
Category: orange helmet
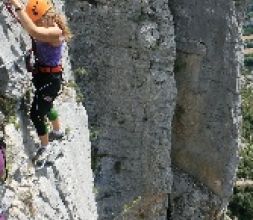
[26,0,53,22]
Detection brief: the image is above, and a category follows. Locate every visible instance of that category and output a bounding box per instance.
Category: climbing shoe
[48,130,64,142]
[32,146,52,169]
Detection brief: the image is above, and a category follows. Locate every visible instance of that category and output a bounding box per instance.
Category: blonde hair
[42,8,73,42]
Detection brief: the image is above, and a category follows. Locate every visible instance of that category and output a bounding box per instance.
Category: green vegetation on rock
[228,68,253,219]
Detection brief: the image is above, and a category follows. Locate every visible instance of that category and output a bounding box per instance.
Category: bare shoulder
[46,25,62,37]
[33,24,63,44]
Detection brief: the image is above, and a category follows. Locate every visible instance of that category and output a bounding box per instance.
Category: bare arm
[17,9,62,43]
[9,1,62,43]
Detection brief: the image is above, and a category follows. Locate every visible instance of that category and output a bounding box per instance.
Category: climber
[8,0,72,165]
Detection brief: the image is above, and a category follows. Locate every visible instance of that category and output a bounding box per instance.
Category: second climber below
[9,0,72,165]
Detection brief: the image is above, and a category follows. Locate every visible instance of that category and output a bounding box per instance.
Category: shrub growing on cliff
[245,41,253,48]
[244,26,253,36]
[245,56,253,67]
[241,84,253,142]
[229,186,253,220]
[228,69,253,219]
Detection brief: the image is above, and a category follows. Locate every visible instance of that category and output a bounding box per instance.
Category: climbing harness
[38,65,63,73]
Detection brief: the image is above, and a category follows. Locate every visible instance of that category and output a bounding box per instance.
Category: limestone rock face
[0,3,30,98]
[0,0,243,219]
[0,99,97,220]
[66,0,242,219]
[169,0,242,218]
[66,0,176,219]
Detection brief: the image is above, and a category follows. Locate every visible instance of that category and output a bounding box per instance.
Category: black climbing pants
[30,72,62,136]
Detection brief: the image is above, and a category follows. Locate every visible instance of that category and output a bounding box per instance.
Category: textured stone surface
[0,97,97,219]
[0,1,97,219]
[0,2,30,98]
[169,0,242,218]
[0,0,243,219]
[171,168,226,220]
[66,0,242,219]
[66,0,176,219]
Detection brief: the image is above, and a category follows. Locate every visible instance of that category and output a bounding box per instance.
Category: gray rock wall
[67,0,242,219]
[0,0,243,219]
[0,2,30,98]
[169,0,242,218]
[66,0,176,219]
[0,99,97,220]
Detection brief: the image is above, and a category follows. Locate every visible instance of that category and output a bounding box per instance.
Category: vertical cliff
[169,0,242,219]
[0,0,243,219]
[66,0,176,219]
[66,0,242,219]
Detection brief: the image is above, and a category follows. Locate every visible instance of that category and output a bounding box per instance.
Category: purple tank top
[35,41,63,66]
